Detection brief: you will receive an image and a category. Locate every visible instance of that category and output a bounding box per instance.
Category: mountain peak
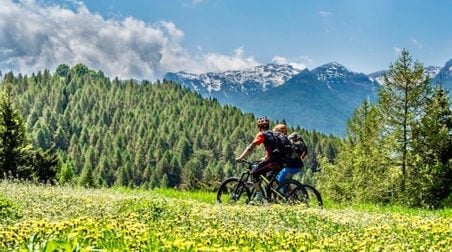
[318,62,349,71]
[311,61,361,85]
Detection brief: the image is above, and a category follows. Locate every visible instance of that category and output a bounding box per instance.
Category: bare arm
[236,142,257,161]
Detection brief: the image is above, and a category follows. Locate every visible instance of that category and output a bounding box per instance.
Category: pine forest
[0,63,339,190]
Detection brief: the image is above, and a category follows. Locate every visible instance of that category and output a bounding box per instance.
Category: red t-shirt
[252,132,271,159]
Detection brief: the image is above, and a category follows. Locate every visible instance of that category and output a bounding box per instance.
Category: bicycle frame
[249,170,287,202]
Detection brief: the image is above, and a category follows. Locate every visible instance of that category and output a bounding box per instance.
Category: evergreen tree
[412,86,452,206]
[58,159,74,184]
[79,161,96,187]
[319,101,393,202]
[160,173,169,188]
[0,84,33,179]
[55,64,70,78]
[31,148,58,183]
[379,49,430,196]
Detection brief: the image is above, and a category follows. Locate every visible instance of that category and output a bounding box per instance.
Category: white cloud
[411,38,423,49]
[183,0,208,8]
[159,21,184,40]
[0,0,255,80]
[319,11,331,17]
[272,56,311,70]
[394,47,402,54]
[195,47,260,73]
[318,10,332,32]
[192,0,207,5]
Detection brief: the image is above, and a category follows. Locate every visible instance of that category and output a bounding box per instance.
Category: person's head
[273,124,288,135]
[256,116,270,131]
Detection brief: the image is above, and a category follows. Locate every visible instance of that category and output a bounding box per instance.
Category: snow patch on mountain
[313,62,349,83]
[168,64,301,93]
[424,66,441,78]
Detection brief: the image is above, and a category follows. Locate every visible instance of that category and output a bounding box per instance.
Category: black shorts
[250,158,281,181]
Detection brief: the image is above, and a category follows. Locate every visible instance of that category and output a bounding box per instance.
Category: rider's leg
[251,165,264,201]
[276,168,290,183]
[251,160,277,202]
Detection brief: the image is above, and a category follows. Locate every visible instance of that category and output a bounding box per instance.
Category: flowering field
[0,181,451,251]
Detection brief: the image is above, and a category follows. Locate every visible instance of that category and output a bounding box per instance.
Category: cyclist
[273,124,307,183]
[235,116,283,202]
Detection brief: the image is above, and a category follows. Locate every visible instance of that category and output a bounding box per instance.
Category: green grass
[327,200,452,217]
[0,181,451,251]
[154,188,452,217]
[153,188,216,204]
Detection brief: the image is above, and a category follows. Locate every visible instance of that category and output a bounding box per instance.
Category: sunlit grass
[153,187,216,204]
[1,180,450,251]
[155,187,452,217]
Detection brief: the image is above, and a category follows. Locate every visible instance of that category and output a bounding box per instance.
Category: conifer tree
[79,161,96,187]
[319,100,393,202]
[58,159,74,184]
[379,49,430,196]
[412,86,452,206]
[0,84,33,179]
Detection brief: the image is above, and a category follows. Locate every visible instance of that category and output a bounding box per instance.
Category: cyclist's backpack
[288,132,308,158]
[263,130,293,163]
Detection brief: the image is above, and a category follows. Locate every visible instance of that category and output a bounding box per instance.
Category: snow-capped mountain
[368,70,387,85]
[311,62,376,90]
[312,62,366,83]
[164,60,451,136]
[165,64,301,97]
[432,59,452,91]
[425,66,441,78]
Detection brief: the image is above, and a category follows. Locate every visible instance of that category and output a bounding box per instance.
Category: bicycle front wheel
[216,177,251,204]
[274,179,308,205]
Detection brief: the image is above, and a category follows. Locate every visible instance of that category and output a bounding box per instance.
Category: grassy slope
[1,182,451,251]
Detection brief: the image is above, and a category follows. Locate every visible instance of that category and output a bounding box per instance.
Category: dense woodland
[0,63,339,190]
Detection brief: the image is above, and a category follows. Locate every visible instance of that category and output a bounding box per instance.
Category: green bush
[0,195,22,222]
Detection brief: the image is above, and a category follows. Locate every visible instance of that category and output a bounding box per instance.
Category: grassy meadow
[0,181,450,251]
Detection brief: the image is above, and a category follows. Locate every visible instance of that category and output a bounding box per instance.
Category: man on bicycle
[235,116,284,202]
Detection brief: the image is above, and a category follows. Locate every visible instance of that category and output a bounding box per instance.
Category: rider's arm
[236,142,257,161]
[236,132,264,161]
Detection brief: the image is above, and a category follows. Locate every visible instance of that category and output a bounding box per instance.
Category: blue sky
[1,0,451,80]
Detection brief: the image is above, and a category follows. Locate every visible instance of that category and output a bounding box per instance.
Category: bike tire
[301,184,323,208]
[216,177,251,204]
[274,179,308,205]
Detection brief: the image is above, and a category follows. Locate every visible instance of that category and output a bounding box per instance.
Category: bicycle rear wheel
[301,184,323,208]
[274,179,308,205]
[216,177,251,204]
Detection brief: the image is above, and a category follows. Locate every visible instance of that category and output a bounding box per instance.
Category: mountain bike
[216,160,309,205]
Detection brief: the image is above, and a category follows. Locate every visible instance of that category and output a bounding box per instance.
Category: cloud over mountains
[0,0,260,80]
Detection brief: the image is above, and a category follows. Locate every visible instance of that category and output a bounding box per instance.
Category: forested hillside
[1,64,339,189]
